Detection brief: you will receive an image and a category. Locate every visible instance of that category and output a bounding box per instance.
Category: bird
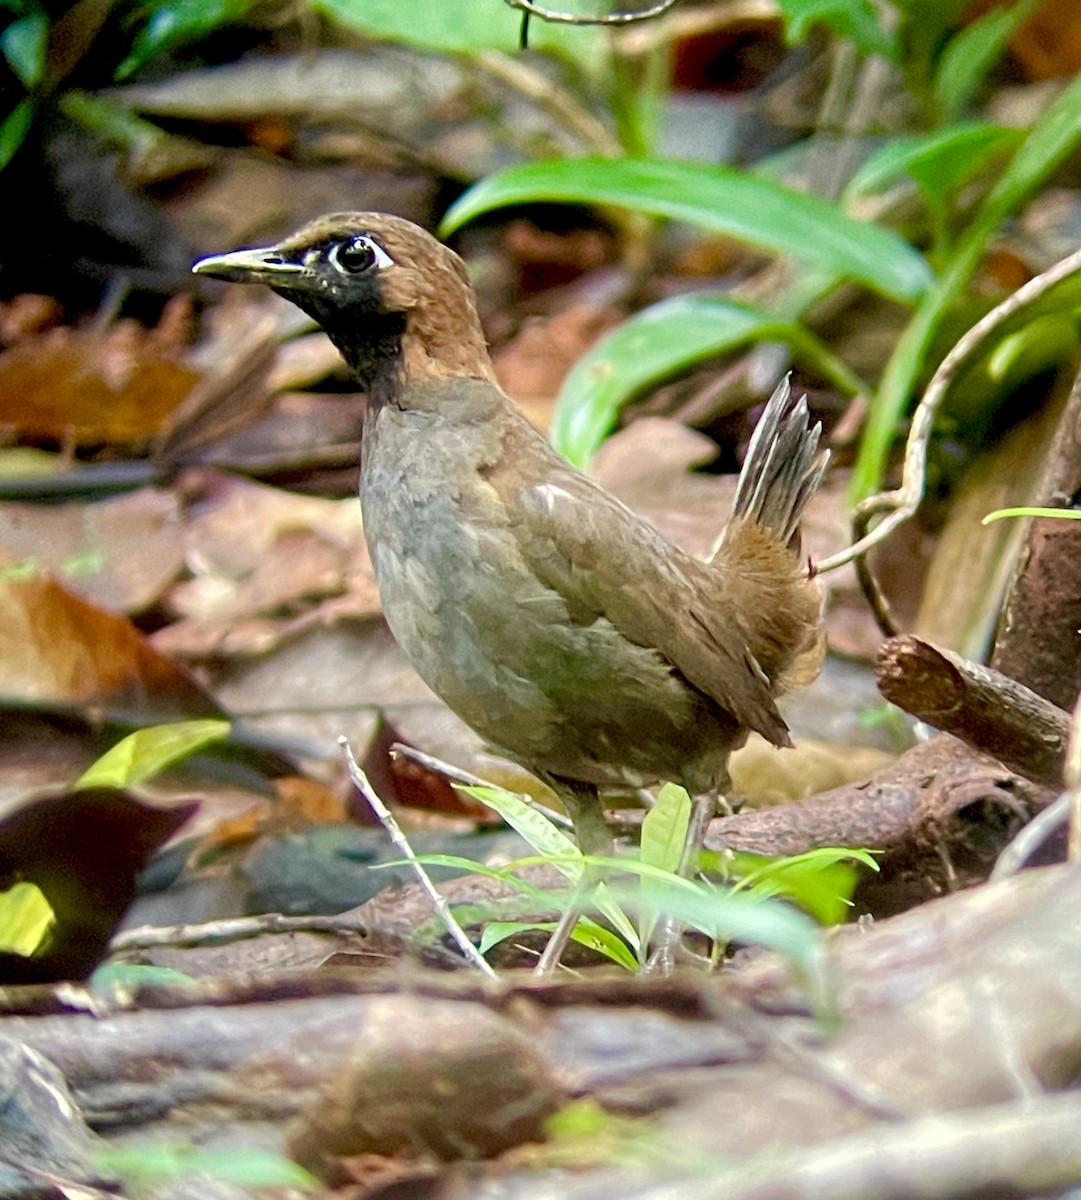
[194,213,828,967]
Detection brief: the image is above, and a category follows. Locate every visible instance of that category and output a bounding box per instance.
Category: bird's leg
[680,787,722,876]
[646,769,731,974]
[533,775,611,977]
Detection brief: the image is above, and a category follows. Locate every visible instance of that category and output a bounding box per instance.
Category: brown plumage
[194,213,827,878]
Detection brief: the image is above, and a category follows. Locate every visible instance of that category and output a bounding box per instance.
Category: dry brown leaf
[1010,2,1081,77]
[155,473,377,659]
[0,572,218,717]
[0,323,200,444]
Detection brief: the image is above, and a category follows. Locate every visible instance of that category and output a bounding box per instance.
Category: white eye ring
[328,235,394,275]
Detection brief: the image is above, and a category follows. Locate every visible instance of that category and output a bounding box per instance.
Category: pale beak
[192,247,305,283]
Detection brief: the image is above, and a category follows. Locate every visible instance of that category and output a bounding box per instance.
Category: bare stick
[1067,694,1081,862]
[111,910,375,953]
[818,246,1081,574]
[473,51,622,156]
[990,793,1069,881]
[339,736,497,979]
[877,635,1069,789]
[389,742,572,829]
[991,684,1081,879]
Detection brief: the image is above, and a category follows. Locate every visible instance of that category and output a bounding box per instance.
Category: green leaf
[986,314,1079,386]
[609,876,827,998]
[1,8,47,86]
[640,784,690,875]
[550,292,866,466]
[851,70,1081,499]
[0,97,35,170]
[776,0,899,61]
[638,783,689,955]
[983,507,1081,525]
[441,157,934,303]
[981,72,1081,227]
[404,853,555,903]
[77,719,230,789]
[457,784,583,881]
[310,0,600,64]
[176,1147,319,1190]
[0,446,60,478]
[593,881,639,954]
[94,1142,318,1192]
[480,917,637,969]
[61,91,173,156]
[847,123,1021,206]
[0,882,54,957]
[569,915,638,969]
[479,920,542,955]
[552,296,790,466]
[89,962,198,993]
[116,0,255,80]
[933,0,1036,121]
[728,847,879,925]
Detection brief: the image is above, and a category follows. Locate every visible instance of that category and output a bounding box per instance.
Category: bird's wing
[502,466,791,747]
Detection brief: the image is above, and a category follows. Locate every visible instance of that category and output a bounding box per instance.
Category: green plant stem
[851,228,985,500]
[851,70,1081,500]
[787,326,871,400]
[607,37,664,157]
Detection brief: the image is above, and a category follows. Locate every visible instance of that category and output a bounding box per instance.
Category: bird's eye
[330,235,391,274]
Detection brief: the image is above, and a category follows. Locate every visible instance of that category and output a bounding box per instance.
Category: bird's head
[193,213,494,393]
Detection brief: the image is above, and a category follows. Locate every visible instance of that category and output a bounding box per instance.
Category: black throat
[275,288,407,404]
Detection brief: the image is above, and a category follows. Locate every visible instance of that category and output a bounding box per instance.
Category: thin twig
[1067,693,1081,862]
[817,246,1081,574]
[853,503,898,636]
[111,911,375,953]
[473,51,623,156]
[339,737,497,978]
[389,742,573,829]
[990,793,1069,881]
[992,688,1081,879]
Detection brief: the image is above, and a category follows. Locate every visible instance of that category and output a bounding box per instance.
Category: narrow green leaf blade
[77,719,231,789]
[933,1,1036,121]
[609,877,825,984]
[0,10,48,87]
[311,0,600,62]
[847,123,1021,206]
[0,98,35,170]
[730,847,878,925]
[479,920,546,956]
[640,784,690,874]
[95,1143,318,1192]
[0,882,54,956]
[442,158,933,303]
[851,70,1081,499]
[982,71,1081,226]
[637,783,690,955]
[458,784,583,880]
[117,0,255,80]
[569,915,638,970]
[776,0,899,61]
[551,294,793,466]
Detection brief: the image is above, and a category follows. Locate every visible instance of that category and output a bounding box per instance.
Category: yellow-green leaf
[78,719,230,789]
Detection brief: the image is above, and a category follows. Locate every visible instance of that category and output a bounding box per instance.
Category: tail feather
[726,375,828,555]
